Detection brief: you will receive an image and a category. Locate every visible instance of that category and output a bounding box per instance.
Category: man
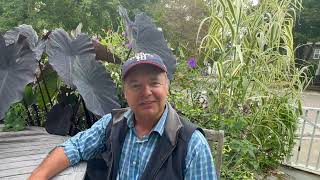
[29,52,216,180]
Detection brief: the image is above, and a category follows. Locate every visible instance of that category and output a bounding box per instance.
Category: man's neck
[134,115,160,139]
[131,105,167,138]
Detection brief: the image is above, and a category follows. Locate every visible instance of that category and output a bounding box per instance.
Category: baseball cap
[121,52,167,80]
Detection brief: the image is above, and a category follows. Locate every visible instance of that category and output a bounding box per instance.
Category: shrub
[3,103,27,131]
[170,0,306,178]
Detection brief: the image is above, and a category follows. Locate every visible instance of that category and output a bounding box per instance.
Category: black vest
[85,104,202,180]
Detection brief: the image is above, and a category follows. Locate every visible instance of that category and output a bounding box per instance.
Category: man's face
[123,64,169,121]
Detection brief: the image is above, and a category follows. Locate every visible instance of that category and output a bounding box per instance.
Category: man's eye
[130,84,141,89]
[151,81,161,86]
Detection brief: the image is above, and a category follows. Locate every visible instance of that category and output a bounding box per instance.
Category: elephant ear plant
[0,25,40,120]
[0,25,121,132]
[45,28,121,134]
[4,24,46,61]
[46,29,121,117]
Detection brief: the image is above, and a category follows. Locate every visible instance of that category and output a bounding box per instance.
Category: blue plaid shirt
[60,106,216,179]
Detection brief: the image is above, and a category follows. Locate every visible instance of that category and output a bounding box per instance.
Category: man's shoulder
[178,116,206,140]
[190,130,207,145]
[187,130,212,158]
[91,113,113,129]
[178,117,208,150]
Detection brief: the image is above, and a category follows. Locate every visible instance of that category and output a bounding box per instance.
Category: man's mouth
[140,101,155,105]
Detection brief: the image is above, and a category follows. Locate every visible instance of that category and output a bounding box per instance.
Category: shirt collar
[123,105,168,136]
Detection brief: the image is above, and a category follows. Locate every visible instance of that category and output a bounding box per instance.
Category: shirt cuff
[57,140,81,166]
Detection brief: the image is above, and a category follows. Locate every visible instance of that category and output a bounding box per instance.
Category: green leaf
[23,85,36,106]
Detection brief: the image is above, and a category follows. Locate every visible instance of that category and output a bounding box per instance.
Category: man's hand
[28,147,70,180]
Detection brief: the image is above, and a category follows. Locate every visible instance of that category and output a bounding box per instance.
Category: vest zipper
[151,144,177,179]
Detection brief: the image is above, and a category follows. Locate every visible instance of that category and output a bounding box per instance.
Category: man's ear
[123,85,127,99]
[166,78,170,94]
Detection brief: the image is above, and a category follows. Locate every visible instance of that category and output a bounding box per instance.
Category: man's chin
[136,110,159,119]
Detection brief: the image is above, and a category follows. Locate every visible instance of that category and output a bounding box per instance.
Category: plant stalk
[37,61,53,107]
[22,99,33,126]
[36,76,48,114]
[125,48,132,61]
[81,97,93,127]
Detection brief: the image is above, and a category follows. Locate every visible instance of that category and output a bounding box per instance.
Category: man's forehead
[124,71,165,82]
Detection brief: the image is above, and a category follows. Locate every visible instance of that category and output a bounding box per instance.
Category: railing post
[306,111,320,167]
[316,151,320,170]
[296,110,308,164]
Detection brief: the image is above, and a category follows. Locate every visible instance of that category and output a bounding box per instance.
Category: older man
[29,53,216,180]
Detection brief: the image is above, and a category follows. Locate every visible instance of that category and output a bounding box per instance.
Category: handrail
[302,106,320,111]
[285,106,320,174]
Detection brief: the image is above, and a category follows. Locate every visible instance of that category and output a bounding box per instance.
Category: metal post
[316,151,320,170]
[296,110,308,164]
[306,110,320,168]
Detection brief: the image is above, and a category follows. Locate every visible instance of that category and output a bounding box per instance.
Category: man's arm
[28,147,69,180]
[184,130,217,180]
[28,114,112,180]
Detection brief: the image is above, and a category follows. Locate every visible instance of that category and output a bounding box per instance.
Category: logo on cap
[135,52,150,61]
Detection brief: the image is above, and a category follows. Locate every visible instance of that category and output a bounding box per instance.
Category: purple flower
[187,57,197,68]
[122,41,132,49]
[122,31,127,37]
[125,42,132,49]
[92,38,100,43]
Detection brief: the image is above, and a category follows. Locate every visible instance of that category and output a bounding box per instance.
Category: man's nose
[140,84,152,96]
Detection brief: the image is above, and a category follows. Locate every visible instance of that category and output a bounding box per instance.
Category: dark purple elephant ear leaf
[4,24,38,48]
[118,6,138,48]
[34,39,46,60]
[0,35,37,120]
[119,7,176,80]
[46,28,120,116]
[72,55,120,116]
[134,13,177,80]
[46,29,95,88]
[4,24,45,61]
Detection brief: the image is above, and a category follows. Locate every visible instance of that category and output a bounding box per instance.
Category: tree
[294,0,320,44]
[0,0,159,34]
[293,0,320,80]
[146,0,209,53]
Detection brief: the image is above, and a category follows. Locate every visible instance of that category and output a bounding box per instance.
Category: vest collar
[164,103,183,146]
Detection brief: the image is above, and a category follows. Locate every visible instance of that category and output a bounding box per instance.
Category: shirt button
[133,161,136,165]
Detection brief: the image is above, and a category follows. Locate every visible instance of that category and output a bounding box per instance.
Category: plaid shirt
[60,106,217,179]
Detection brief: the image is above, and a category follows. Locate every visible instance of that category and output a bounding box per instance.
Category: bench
[203,129,224,179]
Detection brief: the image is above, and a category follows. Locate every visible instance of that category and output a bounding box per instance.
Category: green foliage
[146,0,209,53]
[0,0,159,34]
[3,103,27,131]
[24,85,37,106]
[35,63,59,110]
[99,29,131,107]
[170,0,305,178]
[294,0,320,43]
